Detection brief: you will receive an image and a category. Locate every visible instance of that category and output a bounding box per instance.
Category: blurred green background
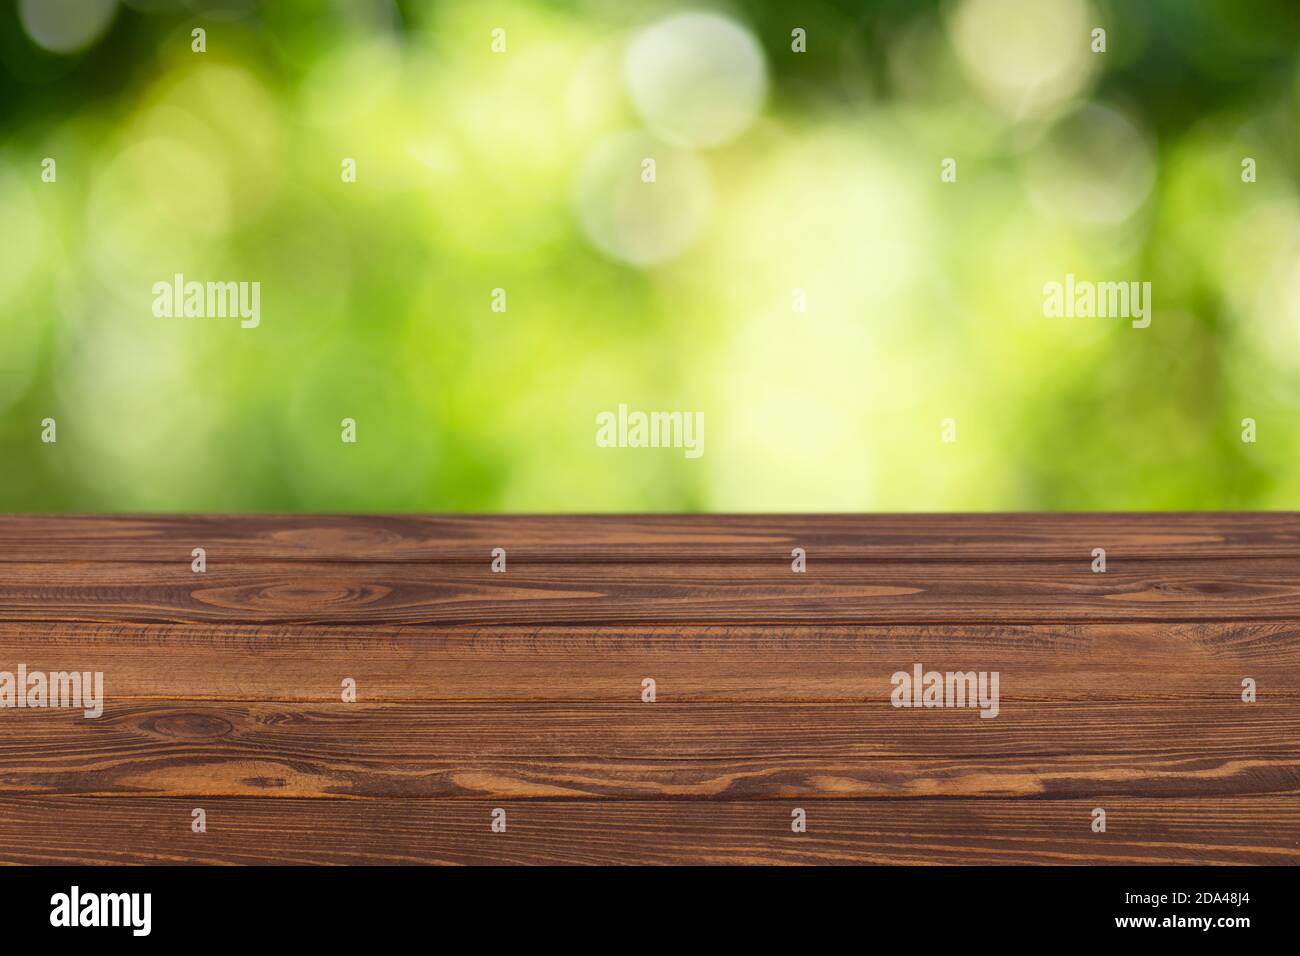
[1,0,1298,512]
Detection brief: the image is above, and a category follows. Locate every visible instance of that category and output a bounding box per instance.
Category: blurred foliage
[1,0,1298,512]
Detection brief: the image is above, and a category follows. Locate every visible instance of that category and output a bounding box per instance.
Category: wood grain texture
[0,797,1295,866]
[0,514,1297,864]
[3,513,1298,561]
[3,700,1299,799]
[3,621,1297,701]
[5,558,1300,625]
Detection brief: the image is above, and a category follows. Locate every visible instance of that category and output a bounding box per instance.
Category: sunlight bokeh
[1,0,1298,511]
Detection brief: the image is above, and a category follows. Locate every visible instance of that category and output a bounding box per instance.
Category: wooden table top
[1,513,1297,865]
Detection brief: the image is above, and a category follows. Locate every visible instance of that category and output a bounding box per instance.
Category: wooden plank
[2,558,1300,625]
[0,796,1294,865]
[1,621,1296,701]
[2,700,1296,799]
[2,514,1296,865]
[1,513,1297,563]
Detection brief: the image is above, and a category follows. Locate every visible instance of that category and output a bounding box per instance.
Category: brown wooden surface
[0,514,1297,864]
[2,797,1294,866]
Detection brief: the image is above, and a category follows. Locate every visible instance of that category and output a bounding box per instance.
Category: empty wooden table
[0,514,1296,864]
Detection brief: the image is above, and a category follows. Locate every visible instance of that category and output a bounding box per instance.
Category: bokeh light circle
[948,0,1093,119]
[1023,103,1155,227]
[625,12,767,148]
[573,130,712,267]
[19,0,118,54]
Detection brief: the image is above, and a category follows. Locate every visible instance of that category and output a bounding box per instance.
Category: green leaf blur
[1,0,1297,512]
